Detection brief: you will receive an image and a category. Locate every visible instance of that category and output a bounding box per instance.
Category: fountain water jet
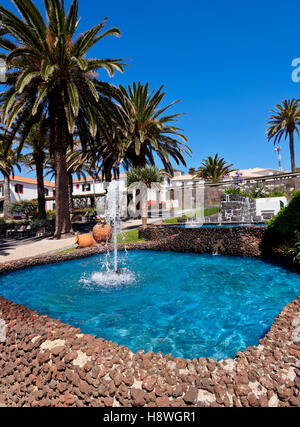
[105,180,121,272]
[83,180,135,288]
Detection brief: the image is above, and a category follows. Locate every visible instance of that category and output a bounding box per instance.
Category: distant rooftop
[0,175,55,187]
[227,168,287,179]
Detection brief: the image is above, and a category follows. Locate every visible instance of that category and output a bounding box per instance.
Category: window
[15,184,23,194]
[0,201,3,213]
[0,185,3,197]
[82,184,91,192]
[44,188,49,196]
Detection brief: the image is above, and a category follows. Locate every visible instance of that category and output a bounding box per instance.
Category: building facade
[0,176,55,216]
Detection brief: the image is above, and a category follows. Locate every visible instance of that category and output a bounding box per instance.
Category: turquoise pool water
[0,250,299,360]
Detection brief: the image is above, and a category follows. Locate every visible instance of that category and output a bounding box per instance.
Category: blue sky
[1,0,300,176]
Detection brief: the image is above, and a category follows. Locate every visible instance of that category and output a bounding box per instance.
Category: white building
[0,171,207,218]
[0,176,55,216]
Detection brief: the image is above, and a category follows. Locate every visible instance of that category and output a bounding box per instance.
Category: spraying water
[82,180,135,288]
[105,180,121,272]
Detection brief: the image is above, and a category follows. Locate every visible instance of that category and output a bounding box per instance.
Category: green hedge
[266,190,300,239]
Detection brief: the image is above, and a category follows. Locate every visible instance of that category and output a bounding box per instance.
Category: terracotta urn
[92,223,112,243]
[75,234,96,248]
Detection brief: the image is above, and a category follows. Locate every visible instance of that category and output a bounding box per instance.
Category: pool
[0,250,299,360]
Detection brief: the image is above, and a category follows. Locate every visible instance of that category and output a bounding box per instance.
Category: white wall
[255,197,287,216]
[0,180,55,216]
[72,178,128,196]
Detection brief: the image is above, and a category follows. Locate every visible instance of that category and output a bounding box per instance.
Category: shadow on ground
[0,236,46,257]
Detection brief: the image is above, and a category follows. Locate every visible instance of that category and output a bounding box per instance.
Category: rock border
[0,240,300,406]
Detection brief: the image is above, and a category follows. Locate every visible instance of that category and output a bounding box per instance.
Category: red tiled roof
[0,176,55,187]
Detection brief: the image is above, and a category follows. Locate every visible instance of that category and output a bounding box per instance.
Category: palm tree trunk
[35,156,46,220]
[49,89,72,239]
[289,130,296,172]
[53,148,72,238]
[68,172,74,213]
[3,172,11,219]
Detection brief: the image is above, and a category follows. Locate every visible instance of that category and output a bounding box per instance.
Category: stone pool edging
[0,239,300,406]
[139,225,266,257]
[0,294,300,407]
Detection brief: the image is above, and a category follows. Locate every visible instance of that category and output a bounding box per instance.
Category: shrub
[31,219,54,233]
[267,189,286,198]
[266,190,300,239]
[287,231,300,264]
[225,184,286,199]
[249,184,271,198]
[224,186,252,198]
[46,210,56,221]
[9,200,38,219]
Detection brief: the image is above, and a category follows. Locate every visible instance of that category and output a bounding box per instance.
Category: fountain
[243,197,252,225]
[218,214,222,226]
[82,180,135,288]
[104,180,121,272]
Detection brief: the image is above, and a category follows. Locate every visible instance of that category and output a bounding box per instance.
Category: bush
[266,190,300,239]
[9,200,38,219]
[31,219,54,233]
[287,231,300,264]
[46,210,56,221]
[248,184,270,198]
[224,184,286,199]
[267,189,286,198]
[224,186,253,198]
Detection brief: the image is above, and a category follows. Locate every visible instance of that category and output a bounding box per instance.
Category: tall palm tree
[127,166,163,227]
[266,99,300,172]
[196,154,234,183]
[0,0,126,238]
[114,82,191,174]
[22,119,50,220]
[45,143,96,213]
[0,133,21,219]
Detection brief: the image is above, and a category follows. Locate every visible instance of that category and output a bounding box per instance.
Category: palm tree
[114,82,191,174]
[196,154,234,183]
[45,144,92,213]
[22,119,50,220]
[0,132,21,219]
[266,99,300,172]
[127,166,163,228]
[188,167,196,175]
[0,0,126,238]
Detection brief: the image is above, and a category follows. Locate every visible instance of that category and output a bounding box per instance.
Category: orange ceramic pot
[92,223,112,243]
[75,234,96,248]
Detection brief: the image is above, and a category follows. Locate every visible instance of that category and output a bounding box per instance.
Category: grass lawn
[56,247,78,254]
[113,228,145,244]
[163,206,220,224]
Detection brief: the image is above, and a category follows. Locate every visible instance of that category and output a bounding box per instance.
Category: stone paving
[0,241,299,407]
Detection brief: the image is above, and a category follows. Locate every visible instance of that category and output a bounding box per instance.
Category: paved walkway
[0,236,76,262]
[0,217,162,263]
